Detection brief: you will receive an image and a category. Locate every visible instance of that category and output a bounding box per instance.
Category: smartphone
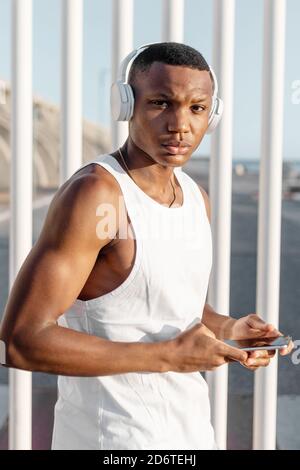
[225,335,292,352]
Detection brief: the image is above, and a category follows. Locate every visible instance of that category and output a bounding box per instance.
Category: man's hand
[164,322,248,373]
[230,313,280,340]
[230,313,294,370]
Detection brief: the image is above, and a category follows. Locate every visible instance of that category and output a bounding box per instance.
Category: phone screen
[225,335,292,351]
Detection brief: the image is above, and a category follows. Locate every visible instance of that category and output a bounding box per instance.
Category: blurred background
[0,0,299,450]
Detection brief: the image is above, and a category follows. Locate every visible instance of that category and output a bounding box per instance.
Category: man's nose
[167,109,189,134]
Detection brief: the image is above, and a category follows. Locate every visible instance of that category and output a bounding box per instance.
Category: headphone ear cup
[125,84,135,120]
[206,97,224,134]
[110,81,135,121]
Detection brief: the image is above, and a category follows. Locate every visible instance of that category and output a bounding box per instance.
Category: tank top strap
[91,154,145,235]
[179,170,209,220]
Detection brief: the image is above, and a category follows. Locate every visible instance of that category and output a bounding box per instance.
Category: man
[0,43,293,449]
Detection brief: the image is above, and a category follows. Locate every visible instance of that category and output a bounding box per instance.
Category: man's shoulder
[54,161,122,211]
[41,161,122,246]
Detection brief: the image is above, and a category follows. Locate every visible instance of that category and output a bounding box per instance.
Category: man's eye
[192,105,206,112]
[150,100,168,108]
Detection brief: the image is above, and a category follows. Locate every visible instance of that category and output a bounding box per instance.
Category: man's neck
[122,138,175,193]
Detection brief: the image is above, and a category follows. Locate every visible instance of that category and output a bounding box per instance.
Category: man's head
[121,42,216,167]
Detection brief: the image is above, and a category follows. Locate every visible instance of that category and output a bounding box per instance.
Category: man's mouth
[161,141,192,155]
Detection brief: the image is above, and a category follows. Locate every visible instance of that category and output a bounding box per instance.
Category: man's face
[129,62,213,167]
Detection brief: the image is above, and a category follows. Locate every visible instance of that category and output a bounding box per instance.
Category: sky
[0,0,300,160]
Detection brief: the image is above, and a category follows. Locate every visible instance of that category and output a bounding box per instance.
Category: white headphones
[110,43,224,134]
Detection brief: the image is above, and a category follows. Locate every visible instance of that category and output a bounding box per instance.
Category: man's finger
[279,340,294,356]
[247,315,279,335]
[241,363,259,370]
[248,349,276,359]
[222,344,248,363]
[244,357,271,367]
[248,315,271,328]
[244,326,281,339]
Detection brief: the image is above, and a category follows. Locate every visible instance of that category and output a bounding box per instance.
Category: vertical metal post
[111,0,134,151]
[61,0,83,183]
[161,0,184,43]
[9,0,33,450]
[253,0,286,450]
[206,0,236,450]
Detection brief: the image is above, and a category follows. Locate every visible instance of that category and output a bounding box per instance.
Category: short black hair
[128,42,213,89]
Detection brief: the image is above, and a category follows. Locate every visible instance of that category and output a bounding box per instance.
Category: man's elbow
[0,330,37,372]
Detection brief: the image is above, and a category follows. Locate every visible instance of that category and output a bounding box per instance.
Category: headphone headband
[118,43,160,82]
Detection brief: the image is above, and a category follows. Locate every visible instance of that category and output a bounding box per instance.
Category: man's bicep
[19,243,97,322]
[1,234,101,350]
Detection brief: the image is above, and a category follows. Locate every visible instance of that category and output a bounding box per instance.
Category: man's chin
[158,152,192,167]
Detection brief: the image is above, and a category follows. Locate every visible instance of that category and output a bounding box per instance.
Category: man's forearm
[3,324,169,376]
[202,303,236,340]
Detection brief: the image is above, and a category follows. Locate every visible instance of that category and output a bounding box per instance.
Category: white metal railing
[161,0,184,43]
[60,0,83,184]
[9,0,33,450]
[253,0,286,450]
[206,0,236,450]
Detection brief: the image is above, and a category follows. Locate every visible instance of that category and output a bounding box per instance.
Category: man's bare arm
[202,303,236,340]
[0,169,167,376]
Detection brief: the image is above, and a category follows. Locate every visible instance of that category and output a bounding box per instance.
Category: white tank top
[51,154,215,450]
